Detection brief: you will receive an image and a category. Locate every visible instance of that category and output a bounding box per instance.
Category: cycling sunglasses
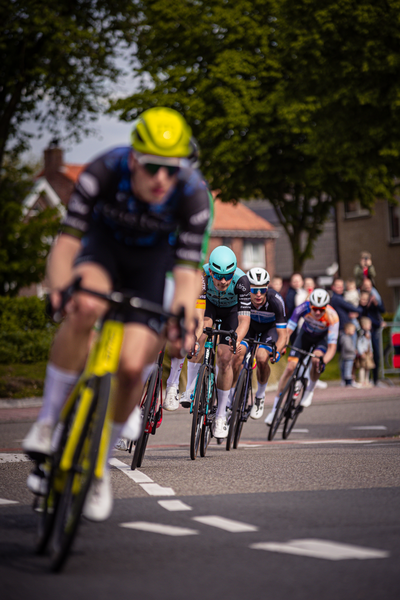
[310,305,326,312]
[134,153,184,177]
[250,287,268,294]
[211,270,234,281]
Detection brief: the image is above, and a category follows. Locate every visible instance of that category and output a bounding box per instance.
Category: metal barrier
[379,321,400,380]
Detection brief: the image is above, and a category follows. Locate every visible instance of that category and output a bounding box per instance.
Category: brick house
[22,144,278,294]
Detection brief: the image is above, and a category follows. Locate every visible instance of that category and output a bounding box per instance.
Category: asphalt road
[1,385,400,600]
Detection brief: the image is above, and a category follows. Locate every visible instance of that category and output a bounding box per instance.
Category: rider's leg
[250,347,270,419]
[23,263,111,456]
[216,344,234,418]
[265,359,296,424]
[300,350,324,407]
[182,316,211,401]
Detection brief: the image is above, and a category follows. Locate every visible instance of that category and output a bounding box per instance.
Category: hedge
[0,296,57,364]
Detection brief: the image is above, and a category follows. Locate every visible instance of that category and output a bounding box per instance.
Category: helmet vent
[227,263,234,270]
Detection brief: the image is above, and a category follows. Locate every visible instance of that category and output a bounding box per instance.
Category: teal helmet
[209,246,237,276]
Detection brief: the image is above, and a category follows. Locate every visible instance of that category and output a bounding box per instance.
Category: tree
[110,0,400,272]
[0,0,139,169]
[0,158,60,295]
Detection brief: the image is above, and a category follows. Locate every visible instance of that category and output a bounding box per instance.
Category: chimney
[44,138,63,179]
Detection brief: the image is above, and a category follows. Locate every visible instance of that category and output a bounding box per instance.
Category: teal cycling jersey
[198,264,251,313]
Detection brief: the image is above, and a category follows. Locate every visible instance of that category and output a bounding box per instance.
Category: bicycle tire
[131,368,158,470]
[50,374,111,572]
[282,382,304,439]
[226,370,246,451]
[234,379,251,449]
[190,365,207,460]
[268,375,294,441]
[200,376,216,457]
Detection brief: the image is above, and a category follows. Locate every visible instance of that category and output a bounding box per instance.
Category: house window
[388,203,400,243]
[344,200,370,218]
[242,241,266,270]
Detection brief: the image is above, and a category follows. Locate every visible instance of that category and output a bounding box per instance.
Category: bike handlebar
[203,326,237,354]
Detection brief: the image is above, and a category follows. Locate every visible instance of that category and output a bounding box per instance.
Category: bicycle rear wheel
[234,382,250,449]
[50,374,111,572]
[268,376,293,441]
[226,370,246,451]
[190,365,207,460]
[282,382,304,439]
[200,378,216,457]
[131,368,158,470]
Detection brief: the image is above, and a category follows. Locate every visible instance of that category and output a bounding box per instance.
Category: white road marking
[350,426,387,431]
[140,483,175,496]
[120,522,198,536]
[0,453,30,463]
[0,498,18,505]
[109,458,153,482]
[291,429,309,433]
[158,500,192,511]
[193,515,259,533]
[299,440,375,445]
[250,539,389,560]
[240,444,263,448]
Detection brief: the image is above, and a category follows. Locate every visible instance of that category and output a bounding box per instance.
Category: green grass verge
[0,362,47,399]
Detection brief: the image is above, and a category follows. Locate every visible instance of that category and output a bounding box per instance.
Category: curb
[0,398,43,409]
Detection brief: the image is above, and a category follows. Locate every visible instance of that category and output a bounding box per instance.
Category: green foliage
[111,0,400,271]
[0,296,57,363]
[0,157,60,295]
[0,0,139,167]
[0,362,47,398]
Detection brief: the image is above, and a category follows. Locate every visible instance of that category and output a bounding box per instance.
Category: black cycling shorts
[74,224,174,333]
[204,301,238,346]
[289,328,328,359]
[242,323,278,351]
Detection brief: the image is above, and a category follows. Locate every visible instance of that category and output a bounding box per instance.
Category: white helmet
[247,268,270,287]
[309,288,330,308]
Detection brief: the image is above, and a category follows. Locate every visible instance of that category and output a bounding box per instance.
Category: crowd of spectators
[277,251,385,387]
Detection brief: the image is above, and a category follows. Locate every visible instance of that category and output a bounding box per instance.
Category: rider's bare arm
[275,327,287,356]
[46,234,82,304]
[322,342,337,365]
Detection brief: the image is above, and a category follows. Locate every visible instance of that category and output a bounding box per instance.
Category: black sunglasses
[142,162,180,177]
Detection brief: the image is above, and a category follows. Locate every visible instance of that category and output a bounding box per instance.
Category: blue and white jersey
[197,264,251,314]
[250,288,287,330]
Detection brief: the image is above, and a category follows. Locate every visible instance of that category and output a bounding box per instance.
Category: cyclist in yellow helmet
[23,107,212,520]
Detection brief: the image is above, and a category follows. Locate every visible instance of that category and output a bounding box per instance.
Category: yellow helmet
[131,107,193,157]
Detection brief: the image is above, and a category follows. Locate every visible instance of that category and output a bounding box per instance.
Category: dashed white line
[140,483,175,496]
[120,522,198,536]
[0,453,30,463]
[0,498,18,505]
[158,500,192,511]
[250,539,389,560]
[193,515,259,533]
[109,458,175,496]
[350,426,387,431]
[299,439,375,445]
[291,429,309,433]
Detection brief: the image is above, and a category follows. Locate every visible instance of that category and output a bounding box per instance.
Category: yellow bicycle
[35,277,183,572]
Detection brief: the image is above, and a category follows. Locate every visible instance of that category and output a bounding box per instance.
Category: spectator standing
[340,322,358,387]
[285,273,305,318]
[330,278,362,333]
[359,285,385,386]
[354,251,376,289]
[270,275,283,295]
[355,317,375,387]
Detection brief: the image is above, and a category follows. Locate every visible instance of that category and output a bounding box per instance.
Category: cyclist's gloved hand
[318,359,326,374]
[270,350,281,364]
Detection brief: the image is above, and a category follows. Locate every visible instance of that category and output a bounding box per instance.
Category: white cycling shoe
[22,420,53,458]
[164,384,180,411]
[264,409,276,426]
[250,396,265,420]
[213,416,229,439]
[300,389,314,408]
[121,405,142,441]
[83,470,113,522]
[180,389,194,408]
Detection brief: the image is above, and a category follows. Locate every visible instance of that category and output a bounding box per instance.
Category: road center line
[120,522,198,536]
[250,539,389,560]
[350,426,387,430]
[158,500,192,511]
[193,515,259,533]
[109,458,176,496]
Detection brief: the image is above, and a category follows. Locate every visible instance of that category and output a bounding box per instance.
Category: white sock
[141,363,155,384]
[167,358,184,387]
[272,395,280,410]
[227,387,235,409]
[256,381,268,397]
[38,363,79,426]
[216,388,230,418]
[187,361,201,391]
[107,421,125,465]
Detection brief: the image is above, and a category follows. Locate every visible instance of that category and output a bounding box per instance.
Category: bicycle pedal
[181,401,191,408]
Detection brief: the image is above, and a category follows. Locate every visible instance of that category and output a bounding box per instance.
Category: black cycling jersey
[198,266,251,315]
[61,146,212,270]
[249,288,287,333]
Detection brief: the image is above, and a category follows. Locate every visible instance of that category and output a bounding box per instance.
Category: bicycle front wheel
[226,370,246,451]
[190,365,207,460]
[268,376,293,441]
[131,367,159,470]
[200,378,216,457]
[282,382,304,439]
[50,373,111,572]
